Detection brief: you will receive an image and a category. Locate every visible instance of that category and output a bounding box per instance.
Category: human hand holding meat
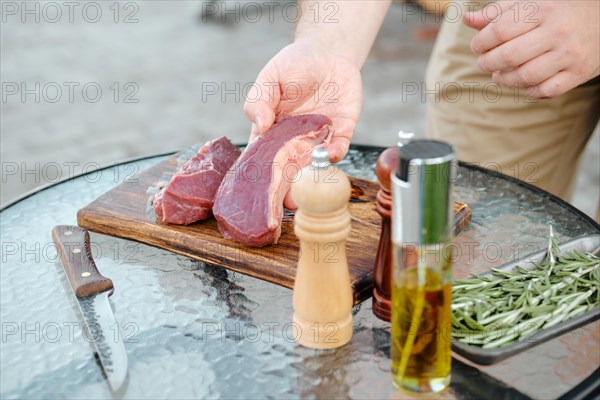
[243,44,360,211]
[244,1,391,209]
[244,43,361,165]
[465,0,600,98]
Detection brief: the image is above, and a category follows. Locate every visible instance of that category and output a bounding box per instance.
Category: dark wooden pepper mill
[372,147,397,322]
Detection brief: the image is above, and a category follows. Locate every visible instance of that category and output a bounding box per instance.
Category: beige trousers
[425,3,600,205]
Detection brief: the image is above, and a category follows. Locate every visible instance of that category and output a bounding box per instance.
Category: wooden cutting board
[78,152,471,304]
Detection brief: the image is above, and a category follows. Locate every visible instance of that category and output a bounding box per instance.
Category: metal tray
[452,234,600,365]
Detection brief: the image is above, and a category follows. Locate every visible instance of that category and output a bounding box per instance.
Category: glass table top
[1,145,598,399]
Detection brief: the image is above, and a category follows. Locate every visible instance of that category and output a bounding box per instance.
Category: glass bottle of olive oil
[390,139,456,393]
[391,244,452,392]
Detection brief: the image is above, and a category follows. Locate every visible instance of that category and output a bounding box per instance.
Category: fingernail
[326,143,345,163]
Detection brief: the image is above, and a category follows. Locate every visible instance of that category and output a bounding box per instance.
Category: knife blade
[52,225,128,392]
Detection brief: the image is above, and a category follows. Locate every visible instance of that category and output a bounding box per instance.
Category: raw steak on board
[213,114,333,247]
[153,136,241,225]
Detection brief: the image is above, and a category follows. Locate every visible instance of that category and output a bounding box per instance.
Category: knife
[52,225,128,392]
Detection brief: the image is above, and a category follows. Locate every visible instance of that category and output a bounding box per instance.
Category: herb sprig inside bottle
[451,226,600,349]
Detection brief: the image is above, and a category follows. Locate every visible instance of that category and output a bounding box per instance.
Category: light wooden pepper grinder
[291,148,353,349]
[372,147,397,322]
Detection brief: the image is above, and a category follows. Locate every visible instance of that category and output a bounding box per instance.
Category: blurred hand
[465,1,600,98]
[243,42,362,163]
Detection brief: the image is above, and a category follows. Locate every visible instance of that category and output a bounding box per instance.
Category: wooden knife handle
[52,225,113,298]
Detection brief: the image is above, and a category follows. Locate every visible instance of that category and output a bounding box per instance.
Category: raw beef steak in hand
[213,114,333,247]
[154,136,241,225]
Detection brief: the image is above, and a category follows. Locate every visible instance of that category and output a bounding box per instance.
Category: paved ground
[1,1,598,217]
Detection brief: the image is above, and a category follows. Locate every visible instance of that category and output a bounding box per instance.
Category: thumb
[464,1,507,30]
[244,70,279,141]
[325,117,356,163]
[246,100,276,142]
[464,9,493,30]
[325,139,350,164]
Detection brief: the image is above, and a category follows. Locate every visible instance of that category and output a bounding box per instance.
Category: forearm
[294,0,392,68]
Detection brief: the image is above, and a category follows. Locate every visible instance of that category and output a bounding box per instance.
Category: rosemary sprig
[452,226,600,349]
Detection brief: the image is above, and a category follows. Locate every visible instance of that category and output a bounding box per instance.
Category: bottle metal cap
[392,140,456,245]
